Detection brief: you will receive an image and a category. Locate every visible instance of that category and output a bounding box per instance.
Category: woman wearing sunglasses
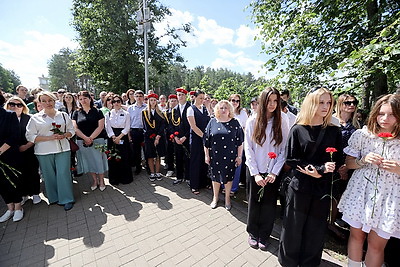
[105,95,133,185]
[228,94,248,196]
[327,94,361,239]
[0,95,24,222]
[5,97,42,206]
[72,91,108,191]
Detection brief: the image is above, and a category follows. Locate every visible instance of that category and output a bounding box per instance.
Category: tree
[250,0,400,108]
[71,0,190,94]
[0,64,21,93]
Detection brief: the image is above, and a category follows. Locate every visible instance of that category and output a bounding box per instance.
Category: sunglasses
[112,100,121,104]
[231,99,240,103]
[8,102,24,108]
[343,100,358,106]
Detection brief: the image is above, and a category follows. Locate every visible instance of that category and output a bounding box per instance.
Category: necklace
[143,110,156,129]
[171,108,181,126]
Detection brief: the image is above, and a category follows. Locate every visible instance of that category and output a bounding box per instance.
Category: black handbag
[279,127,326,196]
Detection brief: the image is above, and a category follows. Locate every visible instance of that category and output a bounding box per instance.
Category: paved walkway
[0,172,345,266]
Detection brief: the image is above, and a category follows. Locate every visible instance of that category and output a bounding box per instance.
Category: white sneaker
[13,209,24,222]
[20,196,29,206]
[166,171,174,177]
[0,210,14,223]
[32,195,42,205]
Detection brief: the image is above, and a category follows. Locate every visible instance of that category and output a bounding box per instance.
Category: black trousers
[246,172,279,242]
[189,134,208,190]
[174,141,190,181]
[278,186,329,267]
[165,139,175,172]
[130,128,144,170]
[20,148,41,196]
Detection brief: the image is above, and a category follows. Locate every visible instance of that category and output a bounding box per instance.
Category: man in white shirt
[127,90,147,174]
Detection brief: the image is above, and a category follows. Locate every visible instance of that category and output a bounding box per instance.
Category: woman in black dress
[0,93,24,222]
[204,100,243,210]
[104,95,133,185]
[5,97,42,205]
[187,90,210,194]
[142,93,167,182]
[278,87,343,267]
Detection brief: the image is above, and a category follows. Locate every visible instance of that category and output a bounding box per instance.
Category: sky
[0,0,267,89]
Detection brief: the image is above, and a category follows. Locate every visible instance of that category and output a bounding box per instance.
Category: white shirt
[244,114,289,176]
[26,110,75,155]
[235,109,248,128]
[178,103,187,116]
[105,108,131,137]
[186,105,204,117]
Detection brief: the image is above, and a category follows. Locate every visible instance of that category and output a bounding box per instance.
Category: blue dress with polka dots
[204,118,244,184]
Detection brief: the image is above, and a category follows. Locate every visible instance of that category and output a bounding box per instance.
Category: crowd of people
[0,84,399,267]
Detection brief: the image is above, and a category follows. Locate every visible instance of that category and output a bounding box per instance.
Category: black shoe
[173,179,183,185]
[64,202,74,211]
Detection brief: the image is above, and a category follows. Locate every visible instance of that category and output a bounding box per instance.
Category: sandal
[191,189,200,195]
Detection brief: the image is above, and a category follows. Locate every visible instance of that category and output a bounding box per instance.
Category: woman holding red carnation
[278,87,343,266]
[142,93,167,181]
[244,88,289,250]
[104,95,132,185]
[338,94,400,267]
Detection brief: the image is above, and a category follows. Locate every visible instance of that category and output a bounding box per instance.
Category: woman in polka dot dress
[204,100,244,210]
[244,87,289,250]
[338,94,400,267]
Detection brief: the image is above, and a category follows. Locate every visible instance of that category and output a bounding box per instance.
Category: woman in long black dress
[104,95,132,185]
[142,93,167,182]
[5,97,41,205]
[0,93,24,222]
[187,90,210,194]
[204,100,243,210]
[278,87,343,267]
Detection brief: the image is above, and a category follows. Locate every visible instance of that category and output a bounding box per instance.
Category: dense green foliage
[150,63,267,107]
[48,48,93,92]
[71,0,190,94]
[250,0,400,109]
[0,63,21,93]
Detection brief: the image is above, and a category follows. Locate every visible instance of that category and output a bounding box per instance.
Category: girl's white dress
[338,127,400,239]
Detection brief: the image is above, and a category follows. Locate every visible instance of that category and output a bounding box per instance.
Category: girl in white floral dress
[338,94,400,267]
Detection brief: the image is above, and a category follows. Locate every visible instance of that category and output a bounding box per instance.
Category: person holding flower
[142,93,167,182]
[338,94,400,267]
[244,88,289,250]
[72,91,108,191]
[278,87,343,266]
[5,97,42,205]
[104,94,132,185]
[204,100,243,210]
[0,93,24,222]
[25,91,75,211]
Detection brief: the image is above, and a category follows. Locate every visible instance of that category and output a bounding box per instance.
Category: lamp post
[137,0,150,94]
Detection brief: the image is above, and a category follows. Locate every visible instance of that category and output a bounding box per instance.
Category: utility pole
[136,0,150,94]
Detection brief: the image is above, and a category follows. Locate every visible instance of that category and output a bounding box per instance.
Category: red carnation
[268,152,277,159]
[325,147,338,153]
[150,133,156,139]
[56,124,61,128]
[105,150,110,154]
[170,134,175,140]
[174,131,179,136]
[52,122,56,126]
[378,132,393,138]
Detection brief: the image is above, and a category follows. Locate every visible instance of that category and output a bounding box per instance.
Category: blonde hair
[214,100,234,119]
[335,94,360,129]
[296,87,334,128]
[5,96,29,115]
[38,91,57,102]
